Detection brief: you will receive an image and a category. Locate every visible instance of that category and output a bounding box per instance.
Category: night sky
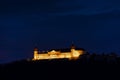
[1,0,120,63]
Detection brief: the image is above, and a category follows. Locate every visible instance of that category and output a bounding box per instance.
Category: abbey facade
[33,45,85,60]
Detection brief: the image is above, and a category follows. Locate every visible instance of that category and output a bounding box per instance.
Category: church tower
[70,43,80,59]
[70,43,76,58]
[71,43,76,52]
[34,47,39,60]
[71,43,76,49]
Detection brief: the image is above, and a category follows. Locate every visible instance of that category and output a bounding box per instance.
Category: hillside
[1,53,120,79]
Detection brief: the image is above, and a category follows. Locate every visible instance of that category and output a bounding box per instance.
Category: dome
[34,47,38,51]
[71,44,76,49]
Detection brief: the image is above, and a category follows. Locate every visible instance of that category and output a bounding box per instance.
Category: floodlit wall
[33,49,84,60]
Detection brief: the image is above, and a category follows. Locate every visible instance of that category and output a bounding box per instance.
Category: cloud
[54,0,120,15]
[0,0,57,14]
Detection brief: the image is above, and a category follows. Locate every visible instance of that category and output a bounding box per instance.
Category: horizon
[0,45,120,64]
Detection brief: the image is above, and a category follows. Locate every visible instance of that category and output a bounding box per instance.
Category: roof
[34,47,38,51]
[49,48,85,52]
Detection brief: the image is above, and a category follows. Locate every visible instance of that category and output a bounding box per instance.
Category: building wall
[33,49,84,60]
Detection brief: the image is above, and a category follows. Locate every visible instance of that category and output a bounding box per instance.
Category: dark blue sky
[1,0,120,63]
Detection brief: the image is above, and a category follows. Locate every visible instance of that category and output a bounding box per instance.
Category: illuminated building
[33,44,85,60]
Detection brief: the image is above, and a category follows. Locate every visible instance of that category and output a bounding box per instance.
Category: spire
[34,47,38,51]
[34,42,39,51]
[71,42,76,49]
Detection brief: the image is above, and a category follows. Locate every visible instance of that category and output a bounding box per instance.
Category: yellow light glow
[32,48,84,61]
[73,51,80,57]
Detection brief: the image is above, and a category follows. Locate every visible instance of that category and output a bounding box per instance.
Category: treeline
[78,52,119,64]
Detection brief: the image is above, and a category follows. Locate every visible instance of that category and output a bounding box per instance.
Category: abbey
[33,45,85,60]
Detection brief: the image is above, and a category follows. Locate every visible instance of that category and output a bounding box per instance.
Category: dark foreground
[1,53,120,79]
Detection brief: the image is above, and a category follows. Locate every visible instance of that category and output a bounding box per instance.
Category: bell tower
[71,44,75,49]
[70,43,76,58]
[34,47,39,60]
[70,43,80,59]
